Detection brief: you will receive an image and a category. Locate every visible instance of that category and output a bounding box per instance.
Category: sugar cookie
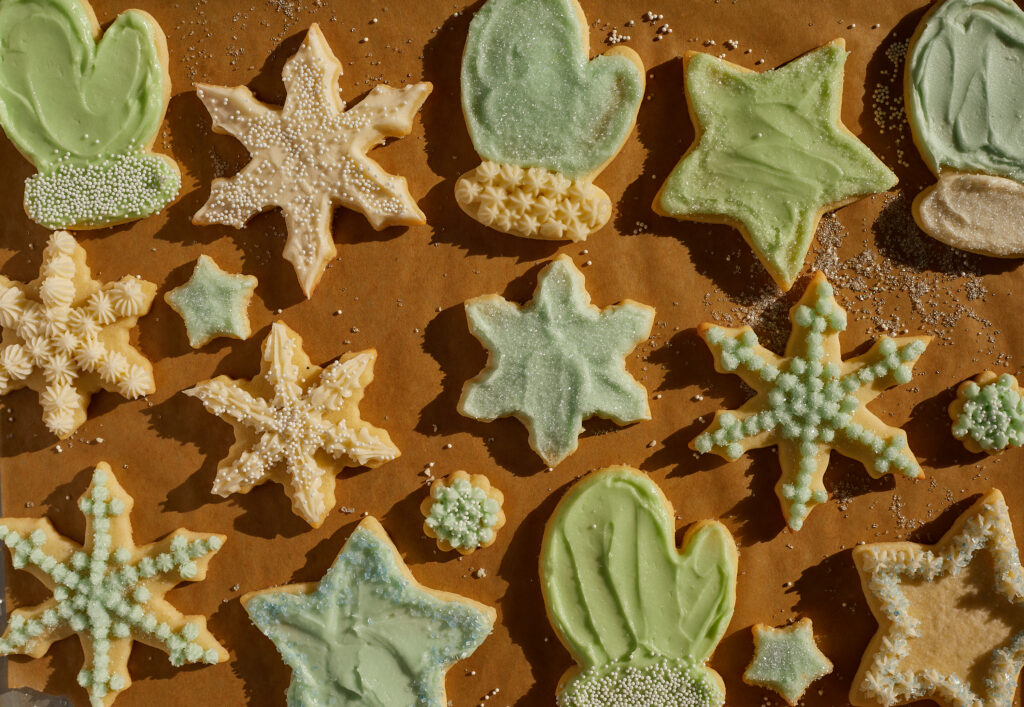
[194,24,432,297]
[243,516,495,706]
[907,0,1024,256]
[743,618,832,706]
[692,272,930,530]
[459,255,654,467]
[456,0,644,241]
[164,255,257,349]
[421,470,505,555]
[0,463,227,706]
[185,321,399,527]
[541,466,737,707]
[950,371,1024,454]
[851,489,1024,707]
[0,0,180,229]
[654,40,896,291]
[0,231,156,439]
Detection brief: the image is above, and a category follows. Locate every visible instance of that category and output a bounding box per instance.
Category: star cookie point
[186,320,399,527]
[0,231,156,439]
[459,255,654,466]
[164,255,257,349]
[655,41,896,290]
[193,23,431,297]
[243,516,494,706]
[0,462,226,706]
[743,618,833,705]
[692,272,928,530]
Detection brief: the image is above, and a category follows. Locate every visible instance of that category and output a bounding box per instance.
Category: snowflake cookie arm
[459,296,524,421]
[185,376,277,432]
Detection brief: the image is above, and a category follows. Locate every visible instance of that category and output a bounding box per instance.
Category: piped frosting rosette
[906,0,1024,256]
[457,0,644,241]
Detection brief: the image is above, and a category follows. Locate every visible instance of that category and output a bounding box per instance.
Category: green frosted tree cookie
[0,0,181,229]
[459,255,654,467]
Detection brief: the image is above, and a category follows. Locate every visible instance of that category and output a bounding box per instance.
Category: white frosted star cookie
[0,231,155,439]
[0,463,227,706]
[185,321,400,527]
[194,24,432,297]
[851,489,1024,707]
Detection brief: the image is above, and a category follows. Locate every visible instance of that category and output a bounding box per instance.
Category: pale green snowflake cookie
[950,371,1024,454]
[421,470,505,554]
[164,255,257,348]
[0,462,227,706]
[743,618,832,705]
[459,255,655,467]
[243,516,495,707]
[692,272,930,530]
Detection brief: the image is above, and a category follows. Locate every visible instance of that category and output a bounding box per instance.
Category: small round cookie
[540,466,738,706]
[949,371,1024,454]
[457,0,644,242]
[905,0,1024,256]
[0,0,181,229]
[421,470,505,555]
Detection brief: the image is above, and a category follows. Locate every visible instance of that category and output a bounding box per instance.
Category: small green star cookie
[243,516,495,706]
[950,371,1024,454]
[692,272,930,530]
[164,255,257,348]
[743,618,832,705]
[654,39,897,291]
[459,255,654,467]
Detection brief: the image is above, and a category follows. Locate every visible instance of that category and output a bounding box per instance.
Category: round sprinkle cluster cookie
[950,372,1024,454]
[421,471,505,554]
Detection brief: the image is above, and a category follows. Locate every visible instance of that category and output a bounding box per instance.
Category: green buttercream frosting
[459,255,654,467]
[656,42,897,289]
[461,0,644,179]
[743,621,832,704]
[908,0,1024,182]
[0,0,179,227]
[245,522,493,707]
[541,467,736,707]
[425,477,501,550]
[953,374,1024,452]
[165,255,256,349]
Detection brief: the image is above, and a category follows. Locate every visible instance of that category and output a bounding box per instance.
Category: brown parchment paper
[3,0,1024,705]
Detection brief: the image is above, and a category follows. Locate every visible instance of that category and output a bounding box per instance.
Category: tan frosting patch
[913,172,1024,257]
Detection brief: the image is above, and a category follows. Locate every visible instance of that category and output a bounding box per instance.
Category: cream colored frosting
[914,172,1024,257]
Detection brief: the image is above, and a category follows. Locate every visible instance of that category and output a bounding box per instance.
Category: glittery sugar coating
[743,619,833,705]
[0,231,156,439]
[185,321,400,527]
[243,517,495,707]
[421,471,505,554]
[193,24,431,298]
[461,0,644,180]
[0,463,227,707]
[541,467,736,707]
[459,255,654,467]
[0,0,181,229]
[692,272,929,530]
[851,489,1024,707]
[164,255,257,349]
[654,40,897,291]
[950,371,1024,454]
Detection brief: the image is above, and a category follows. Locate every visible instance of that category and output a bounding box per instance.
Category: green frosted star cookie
[164,255,257,348]
[459,255,655,467]
[243,516,495,707]
[743,618,832,705]
[692,272,930,530]
[654,40,897,291]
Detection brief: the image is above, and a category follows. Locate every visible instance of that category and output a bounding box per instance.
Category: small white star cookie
[193,23,432,297]
[185,321,400,527]
[851,489,1024,707]
[743,618,832,705]
[0,463,227,706]
[0,231,155,439]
